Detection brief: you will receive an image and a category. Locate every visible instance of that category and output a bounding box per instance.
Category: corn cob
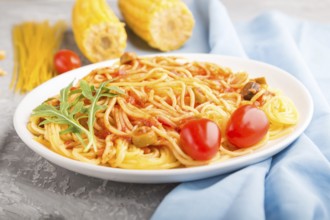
[118,0,195,51]
[72,0,127,63]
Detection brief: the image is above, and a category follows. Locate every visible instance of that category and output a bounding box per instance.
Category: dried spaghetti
[0,50,6,76]
[11,20,66,93]
[28,53,299,169]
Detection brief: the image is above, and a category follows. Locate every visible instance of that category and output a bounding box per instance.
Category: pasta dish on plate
[27,52,299,169]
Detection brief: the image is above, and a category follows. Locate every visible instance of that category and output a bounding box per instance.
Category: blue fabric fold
[151,0,330,219]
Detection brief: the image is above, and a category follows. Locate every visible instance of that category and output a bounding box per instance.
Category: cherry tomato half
[226,105,269,148]
[180,118,221,161]
[54,49,81,74]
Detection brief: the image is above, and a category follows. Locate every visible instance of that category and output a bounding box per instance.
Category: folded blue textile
[149,0,330,219]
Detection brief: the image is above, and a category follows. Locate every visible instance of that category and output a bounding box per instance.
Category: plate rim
[13,53,314,183]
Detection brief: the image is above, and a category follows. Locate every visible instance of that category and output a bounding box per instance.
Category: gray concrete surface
[0,0,329,219]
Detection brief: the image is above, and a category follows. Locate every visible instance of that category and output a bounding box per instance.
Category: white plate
[14,54,313,183]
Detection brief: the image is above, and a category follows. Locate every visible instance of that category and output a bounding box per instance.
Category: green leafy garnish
[32,80,124,152]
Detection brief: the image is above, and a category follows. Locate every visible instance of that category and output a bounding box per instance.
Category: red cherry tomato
[54,49,81,74]
[226,105,269,148]
[180,118,221,161]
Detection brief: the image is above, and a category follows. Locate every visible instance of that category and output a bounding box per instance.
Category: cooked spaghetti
[28,53,299,169]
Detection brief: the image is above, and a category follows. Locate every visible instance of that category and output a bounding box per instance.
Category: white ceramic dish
[14,54,313,183]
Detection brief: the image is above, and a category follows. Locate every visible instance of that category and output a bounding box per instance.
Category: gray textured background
[1,0,330,219]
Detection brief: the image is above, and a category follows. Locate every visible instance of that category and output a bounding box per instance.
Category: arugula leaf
[80,80,123,152]
[104,86,125,95]
[80,80,94,100]
[32,80,124,153]
[32,100,90,143]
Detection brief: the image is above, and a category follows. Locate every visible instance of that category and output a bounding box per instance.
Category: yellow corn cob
[118,0,195,51]
[72,0,127,63]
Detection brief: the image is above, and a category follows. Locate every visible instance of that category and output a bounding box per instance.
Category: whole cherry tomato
[226,105,269,148]
[180,118,221,161]
[54,49,81,74]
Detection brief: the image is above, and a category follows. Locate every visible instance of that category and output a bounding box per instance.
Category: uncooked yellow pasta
[11,20,66,93]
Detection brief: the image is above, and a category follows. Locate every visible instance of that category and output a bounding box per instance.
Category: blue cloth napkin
[148,0,330,219]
